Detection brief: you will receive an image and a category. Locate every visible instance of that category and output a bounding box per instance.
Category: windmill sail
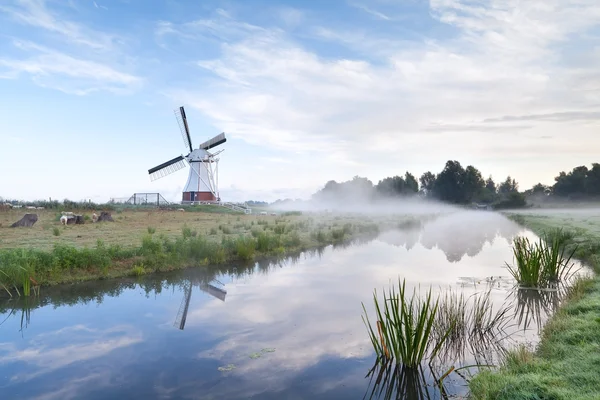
[199,132,226,150]
[175,106,193,153]
[148,155,186,181]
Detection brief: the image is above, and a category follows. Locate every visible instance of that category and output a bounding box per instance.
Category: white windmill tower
[148,106,226,203]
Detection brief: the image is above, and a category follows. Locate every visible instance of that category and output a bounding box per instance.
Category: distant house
[473,203,493,211]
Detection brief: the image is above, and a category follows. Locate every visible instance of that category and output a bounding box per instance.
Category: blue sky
[1,0,599,203]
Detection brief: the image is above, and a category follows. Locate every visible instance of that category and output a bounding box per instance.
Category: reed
[506,234,579,288]
[540,228,578,283]
[506,237,543,287]
[362,279,449,368]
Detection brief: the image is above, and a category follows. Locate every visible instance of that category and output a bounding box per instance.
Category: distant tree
[485,176,496,193]
[419,172,436,195]
[433,160,467,203]
[498,176,519,195]
[531,183,550,195]
[404,172,419,193]
[554,165,590,196]
[586,163,600,195]
[376,172,418,197]
[376,176,407,196]
[463,165,485,203]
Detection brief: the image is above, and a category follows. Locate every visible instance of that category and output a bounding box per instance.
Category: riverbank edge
[468,213,600,400]
[0,227,380,297]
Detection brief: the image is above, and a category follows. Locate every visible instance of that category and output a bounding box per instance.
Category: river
[0,211,579,399]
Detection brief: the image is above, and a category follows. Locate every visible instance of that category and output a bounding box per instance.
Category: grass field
[0,207,411,293]
[469,209,600,400]
[0,208,266,250]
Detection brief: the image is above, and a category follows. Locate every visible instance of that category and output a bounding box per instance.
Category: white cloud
[350,3,391,20]
[0,0,140,94]
[161,0,600,191]
[0,40,141,94]
[1,0,117,50]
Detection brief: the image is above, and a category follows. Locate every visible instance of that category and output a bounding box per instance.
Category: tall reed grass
[506,231,578,288]
[362,279,450,368]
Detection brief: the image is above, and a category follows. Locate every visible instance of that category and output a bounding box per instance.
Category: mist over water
[270,196,460,216]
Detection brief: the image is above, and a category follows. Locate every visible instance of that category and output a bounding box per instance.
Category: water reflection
[364,362,447,400]
[0,211,578,399]
[174,279,227,330]
[378,212,522,262]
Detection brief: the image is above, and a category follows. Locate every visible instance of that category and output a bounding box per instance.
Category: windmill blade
[174,281,192,330]
[199,132,226,150]
[148,155,186,181]
[175,106,193,153]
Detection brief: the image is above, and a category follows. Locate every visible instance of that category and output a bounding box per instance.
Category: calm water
[0,212,578,399]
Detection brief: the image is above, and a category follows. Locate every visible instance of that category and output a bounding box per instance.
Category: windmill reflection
[174,278,227,330]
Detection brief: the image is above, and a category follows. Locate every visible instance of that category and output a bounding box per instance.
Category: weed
[52,227,61,236]
[147,226,156,235]
[331,228,345,241]
[362,279,449,367]
[235,236,256,261]
[506,235,578,288]
[182,225,193,239]
[131,264,146,276]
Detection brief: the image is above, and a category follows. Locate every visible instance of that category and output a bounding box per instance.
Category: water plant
[539,228,578,283]
[506,237,544,287]
[505,234,578,288]
[362,279,450,368]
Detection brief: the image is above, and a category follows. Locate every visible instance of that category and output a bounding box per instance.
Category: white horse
[60,215,68,225]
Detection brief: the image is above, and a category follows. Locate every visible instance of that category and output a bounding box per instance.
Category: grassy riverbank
[0,208,400,295]
[469,210,600,400]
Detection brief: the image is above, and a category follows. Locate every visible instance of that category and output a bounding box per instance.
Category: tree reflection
[379,213,522,262]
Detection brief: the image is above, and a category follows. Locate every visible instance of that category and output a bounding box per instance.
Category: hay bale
[11,213,38,227]
[97,211,114,222]
[67,215,85,225]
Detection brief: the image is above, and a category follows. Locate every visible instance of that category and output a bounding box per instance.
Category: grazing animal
[92,213,98,223]
[60,215,68,225]
[177,208,185,212]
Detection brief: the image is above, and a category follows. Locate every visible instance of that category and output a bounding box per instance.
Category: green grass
[0,214,392,296]
[469,212,600,400]
[505,232,578,288]
[362,278,449,368]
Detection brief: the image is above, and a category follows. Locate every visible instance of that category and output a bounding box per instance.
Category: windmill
[148,106,227,203]
[174,279,227,330]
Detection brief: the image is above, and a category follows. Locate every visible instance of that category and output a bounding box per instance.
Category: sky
[0,0,599,203]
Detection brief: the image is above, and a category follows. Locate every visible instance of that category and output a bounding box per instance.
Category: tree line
[312,161,600,209]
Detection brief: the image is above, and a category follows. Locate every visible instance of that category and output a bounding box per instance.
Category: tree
[376,176,406,196]
[433,160,467,203]
[485,176,496,193]
[463,165,485,203]
[404,172,419,193]
[498,176,518,195]
[586,163,600,195]
[419,172,436,195]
